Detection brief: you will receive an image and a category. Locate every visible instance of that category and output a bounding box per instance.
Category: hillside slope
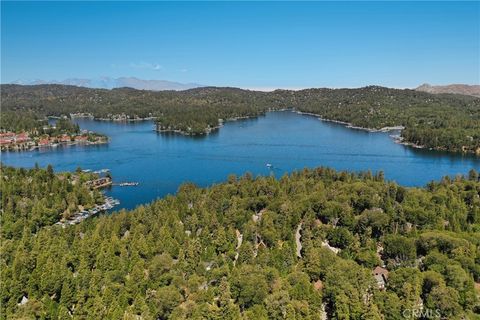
[416,83,480,97]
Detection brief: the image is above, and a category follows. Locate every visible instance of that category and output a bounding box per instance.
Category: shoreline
[293,110,405,133]
[69,113,157,122]
[155,124,223,136]
[53,110,478,155]
[2,138,108,153]
[95,117,157,122]
[55,196,120,227]
[154,113,265,136]
[293,110,480,155]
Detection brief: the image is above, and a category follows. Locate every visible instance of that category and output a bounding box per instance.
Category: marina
[55,196,120,227]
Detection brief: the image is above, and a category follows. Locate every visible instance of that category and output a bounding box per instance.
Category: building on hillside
[15,133,30,143]
[0,132,15,145]
[59,135,72,143]
[38,138,50,146]
[373,266,389,290]
[75,135,88,142]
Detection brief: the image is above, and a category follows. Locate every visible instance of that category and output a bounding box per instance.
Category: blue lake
[2,111,479,210]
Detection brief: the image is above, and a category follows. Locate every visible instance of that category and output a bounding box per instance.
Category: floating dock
[114,182,139,187]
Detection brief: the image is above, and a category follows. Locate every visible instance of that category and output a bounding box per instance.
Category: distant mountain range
[415,83,480,97]
[7,79,480,96]
[9,77,205,91]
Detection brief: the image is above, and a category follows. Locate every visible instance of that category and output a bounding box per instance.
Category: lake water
[2,111,479,210]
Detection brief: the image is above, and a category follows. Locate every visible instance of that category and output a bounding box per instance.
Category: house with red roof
[59,135,72,143]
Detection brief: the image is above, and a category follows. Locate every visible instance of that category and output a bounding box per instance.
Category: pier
[93,169,110,174]
[113,182,139,187]
[55,197,120,227]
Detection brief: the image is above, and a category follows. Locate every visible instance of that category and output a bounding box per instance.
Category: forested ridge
[1,165,480,319]
[1,84,479,154]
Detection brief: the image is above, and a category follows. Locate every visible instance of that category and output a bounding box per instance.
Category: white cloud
[129,62,163,71]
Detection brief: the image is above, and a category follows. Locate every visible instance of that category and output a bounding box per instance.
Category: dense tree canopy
[1,84,479,153]
[0,165,104,237]
[0,112,81,136]
[1,165,479,319]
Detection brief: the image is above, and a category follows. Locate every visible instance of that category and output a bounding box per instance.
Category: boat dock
[93,169,110,174]
[113,182,139,187]
[55,196,120,227]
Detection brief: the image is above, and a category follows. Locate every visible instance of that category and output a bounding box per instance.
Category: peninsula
[0,113,107,152]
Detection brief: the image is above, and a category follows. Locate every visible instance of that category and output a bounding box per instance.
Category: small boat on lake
[93,169,110,174]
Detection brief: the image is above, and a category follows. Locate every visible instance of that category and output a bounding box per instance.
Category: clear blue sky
[1,1,479,89]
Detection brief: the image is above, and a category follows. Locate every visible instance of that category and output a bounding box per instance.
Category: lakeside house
[0,132,31,145]
[75,135,88,142]
[0,130,107,151]
[38,138,50,146]
[59,134,72,143]
[0,132,33,151]
[85,177,112,189]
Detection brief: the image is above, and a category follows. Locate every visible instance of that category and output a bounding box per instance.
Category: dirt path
[233,229,243,265]
[295,222,303,258]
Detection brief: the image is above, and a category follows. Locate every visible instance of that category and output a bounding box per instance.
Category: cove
[2,111,479,210]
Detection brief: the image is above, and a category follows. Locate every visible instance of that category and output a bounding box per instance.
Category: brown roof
[313,280,323,291]
[373,266,389,278]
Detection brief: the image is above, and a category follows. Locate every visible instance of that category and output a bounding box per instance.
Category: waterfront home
[0,132,34,151]
[0,132,30,145]
[59,135,72,143]
[85,177,112,189]
[75,135,88,142]
[0,133,15,145]
[15,133,30,143]
[38,138,50,146]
